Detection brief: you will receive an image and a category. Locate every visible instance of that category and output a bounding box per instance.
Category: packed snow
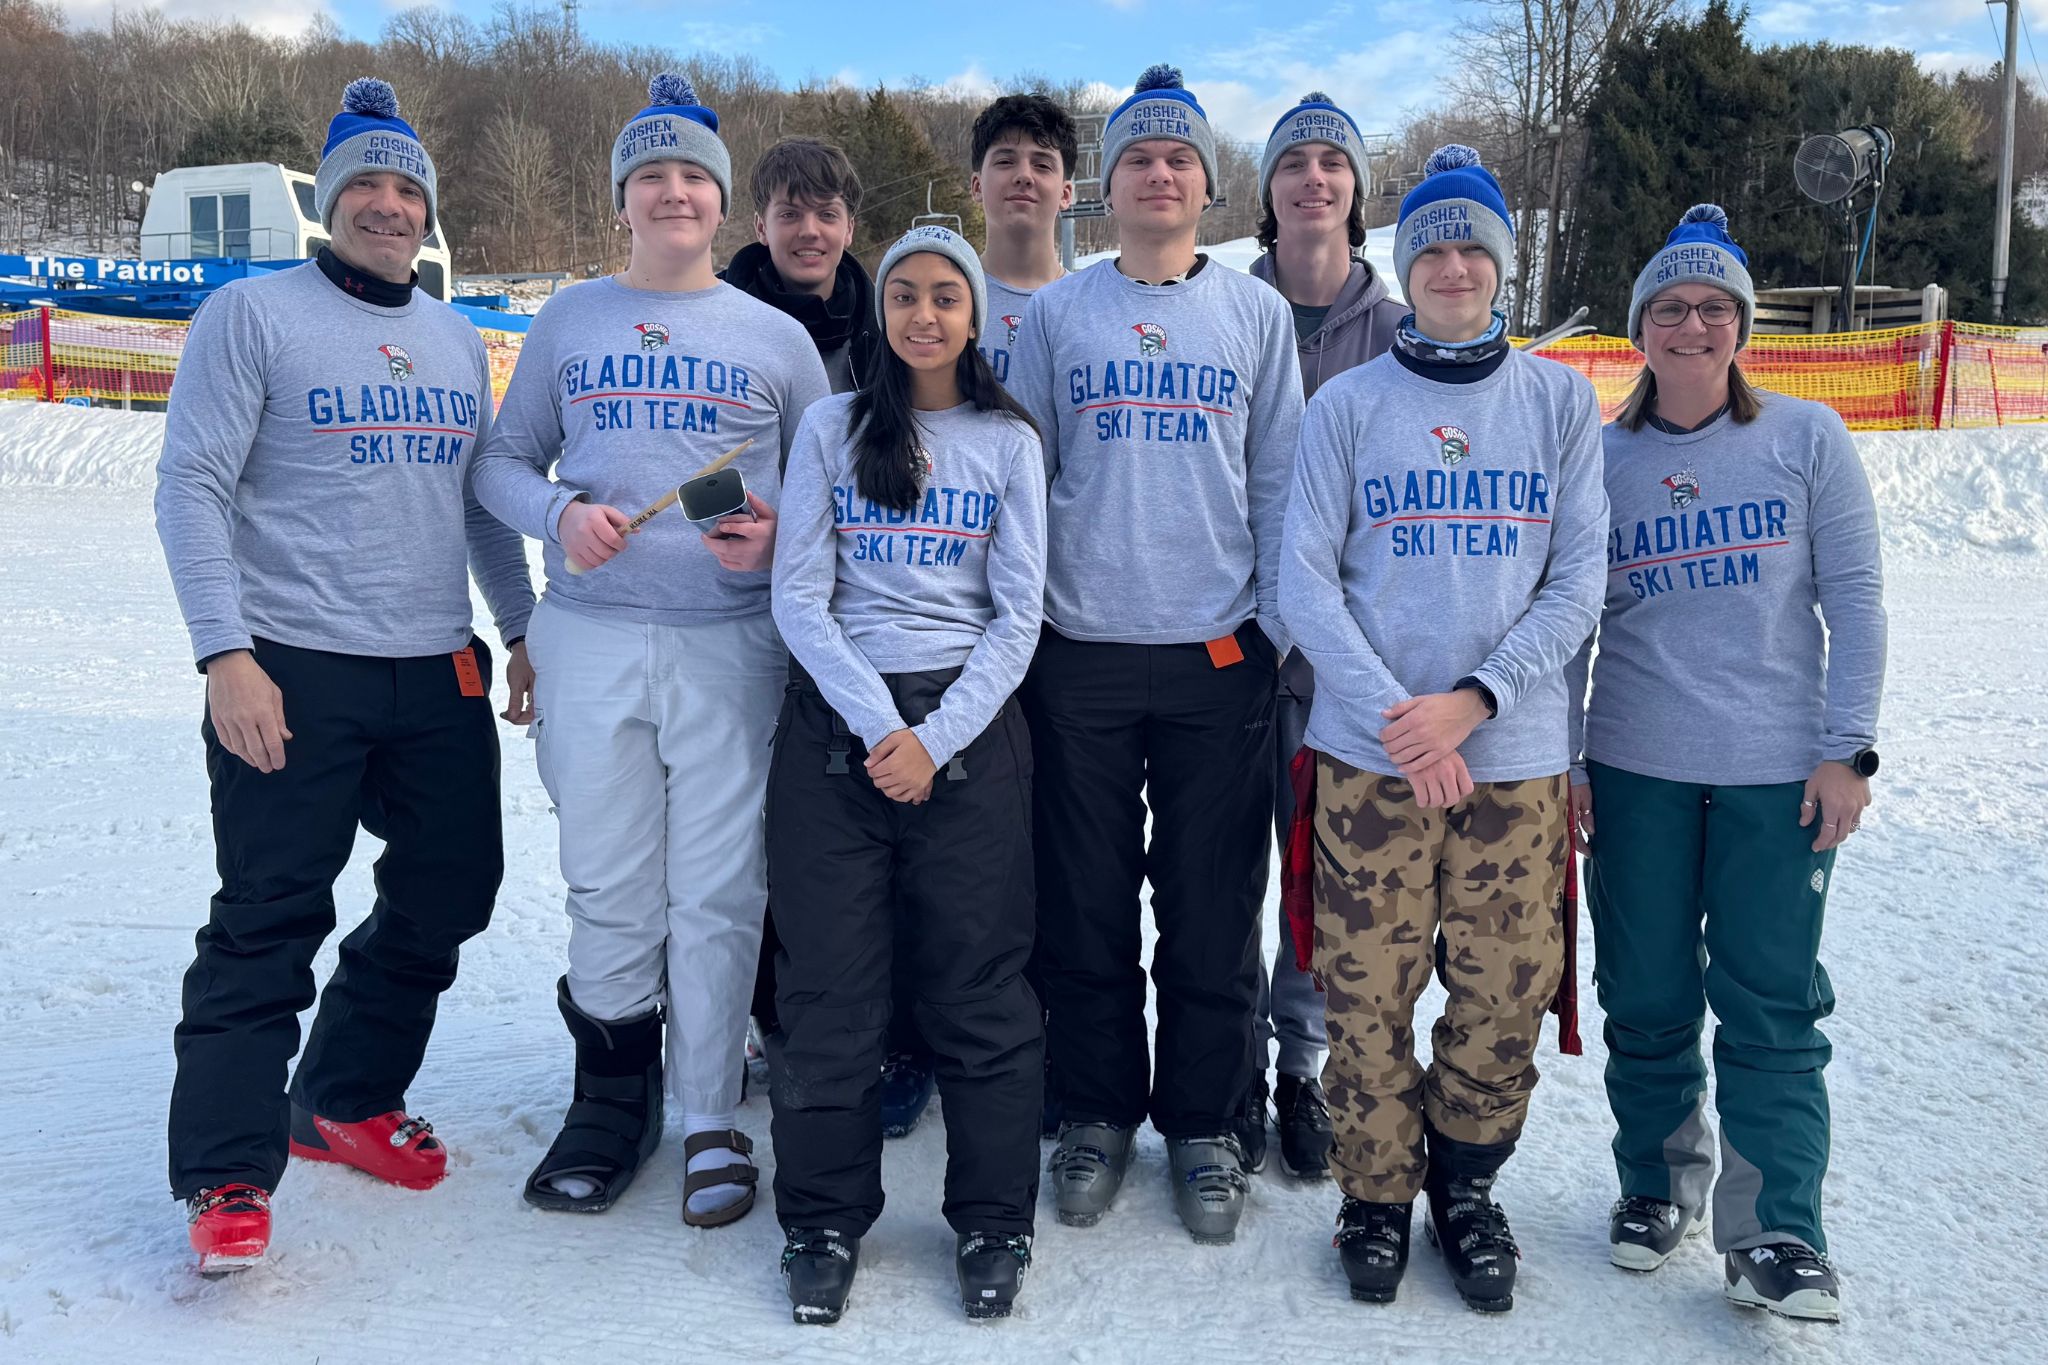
[2,403,2045,1363]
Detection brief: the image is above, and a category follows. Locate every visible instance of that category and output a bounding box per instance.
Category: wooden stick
[562,438,755,575]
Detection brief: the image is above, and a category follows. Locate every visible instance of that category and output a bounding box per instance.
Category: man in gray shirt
[156,78,534,1273]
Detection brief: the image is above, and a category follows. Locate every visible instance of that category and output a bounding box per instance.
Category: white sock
[683,1112,751,1217]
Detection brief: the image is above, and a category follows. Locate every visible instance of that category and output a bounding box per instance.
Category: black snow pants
[167,637,502,1199]
[1020,621,1277,1138]
[766,664,1042,1236]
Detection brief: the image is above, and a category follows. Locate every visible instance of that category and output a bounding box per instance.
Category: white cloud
[1753,3,1820,38]
[936,63,1001,101]
[1192,25,1452,143]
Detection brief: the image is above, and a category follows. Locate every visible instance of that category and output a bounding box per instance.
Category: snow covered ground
[2,404,2046,1363]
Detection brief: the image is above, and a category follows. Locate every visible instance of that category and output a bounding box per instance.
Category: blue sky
[50,0,2048,143]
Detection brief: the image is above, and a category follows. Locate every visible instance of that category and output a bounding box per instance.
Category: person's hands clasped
[207,650,292,773]
[1381,690,1490,774]
[867,729,937,804]
[705,492,777,573]
[1801,760,1870,852]
[1406,752,1475,810]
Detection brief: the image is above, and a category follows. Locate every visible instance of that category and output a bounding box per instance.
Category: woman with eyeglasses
[1565,204,1887,1323]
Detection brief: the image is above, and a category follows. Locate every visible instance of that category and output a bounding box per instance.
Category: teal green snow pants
[1584,761,1838,1254]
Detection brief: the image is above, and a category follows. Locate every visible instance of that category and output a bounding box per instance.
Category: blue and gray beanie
[1628,203,1757,349]
[612,73,732,213]
[1392,144,1514,305]
[1258,92,1368,209]
[314,78,437,235]
[875,225,987,340]
[1100,64,1217,201]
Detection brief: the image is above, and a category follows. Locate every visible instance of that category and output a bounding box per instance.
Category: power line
[2022,7,2048,102]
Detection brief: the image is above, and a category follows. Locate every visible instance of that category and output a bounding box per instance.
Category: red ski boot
[187,1183,271,1275]
[288,1105,448,1190]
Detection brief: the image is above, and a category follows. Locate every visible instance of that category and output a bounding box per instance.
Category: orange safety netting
[478,329,523,406]
[1528,324,1955,432]
[5,305,2046,430]
[43,308,188,406]
[1,308,47,401]
[1944,322,2048,428]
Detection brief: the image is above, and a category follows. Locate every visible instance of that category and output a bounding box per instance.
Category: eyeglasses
[1647,297,1741,328]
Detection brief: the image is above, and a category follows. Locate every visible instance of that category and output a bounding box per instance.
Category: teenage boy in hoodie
[720,135,909,1122]
[1243,91,1408,1182]
[1009,65,1304,1246]
[1280,144,1605,1313]
[722,138,882,396]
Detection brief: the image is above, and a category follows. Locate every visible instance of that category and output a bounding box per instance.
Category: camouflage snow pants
[1313,755,1569,1202]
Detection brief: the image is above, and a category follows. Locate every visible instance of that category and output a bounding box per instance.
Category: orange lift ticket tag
[1204,635,1244,669]
[452,647,486,698]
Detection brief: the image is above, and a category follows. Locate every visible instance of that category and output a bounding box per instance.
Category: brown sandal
[681,1128,758,1228]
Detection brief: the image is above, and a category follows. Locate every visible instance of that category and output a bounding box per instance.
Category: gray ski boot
[1049,1122,1134,1227]
[1169,1135,1252,1245]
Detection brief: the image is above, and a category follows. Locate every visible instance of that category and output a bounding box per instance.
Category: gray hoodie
[1248,254,1407,401]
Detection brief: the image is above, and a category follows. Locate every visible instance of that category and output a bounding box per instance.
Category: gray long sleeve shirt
[771,394,1047,768]
[1280,347,1609,782]
[154,262,533,665]
[1567,396,1887,785]
[1006,259,1305,649]
[979,275,1041,386]
[471,276,830,623]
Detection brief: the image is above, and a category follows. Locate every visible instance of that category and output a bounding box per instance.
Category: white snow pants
[526,597,784,1114]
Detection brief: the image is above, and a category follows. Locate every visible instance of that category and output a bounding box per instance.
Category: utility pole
[1991,0,2020,322]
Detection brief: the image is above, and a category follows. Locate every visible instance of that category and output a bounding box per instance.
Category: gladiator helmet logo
[1431,425,1470,466]
[1001,314,1022,347]
[378,344,414,381]
[1663,469,1701,509]
[635,321,670,351]
[911,441,933,479]
[1132,322,1167,356]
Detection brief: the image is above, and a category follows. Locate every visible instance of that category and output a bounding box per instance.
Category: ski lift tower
[1057,112,1109,270]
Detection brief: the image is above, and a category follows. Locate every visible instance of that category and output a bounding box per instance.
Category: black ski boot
[782,1228,861,1325]
[1422,1133,1520,1313]
[1275,1073,1334,1179]
[1233,1072,1270,1174]
[1610,1195,1706,1272]
[956,1231,1032,1319]
[1725,1243,1842,1322]
[523,977,663,1213]
[1334,1197,1412,1303]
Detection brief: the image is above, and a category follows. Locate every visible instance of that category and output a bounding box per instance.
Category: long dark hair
[848,343,1038,510]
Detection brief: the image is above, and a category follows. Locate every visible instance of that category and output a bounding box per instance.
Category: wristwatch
[1453,675,1499,719]
[1847,747,1880,777]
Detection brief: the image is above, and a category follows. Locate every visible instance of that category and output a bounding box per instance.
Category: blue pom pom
[648,72,697,107]
[1301,90,1332,105]
[1422,144,1483,176]
[1679,202,1729,230]
[341,77,399,120]
[1135,64,1184,93]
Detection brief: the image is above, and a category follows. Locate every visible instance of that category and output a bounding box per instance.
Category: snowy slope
[2,407,2046,1363]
